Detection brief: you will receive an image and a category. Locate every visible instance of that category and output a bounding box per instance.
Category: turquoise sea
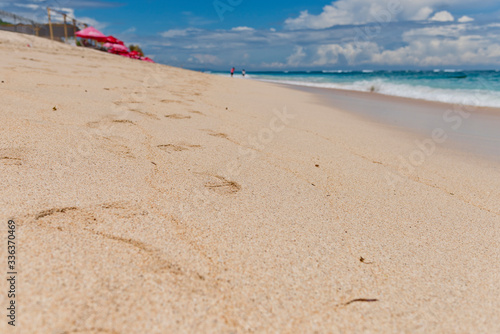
[212,70,500,108]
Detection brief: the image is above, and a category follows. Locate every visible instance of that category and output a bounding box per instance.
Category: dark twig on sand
[344,298,379,306]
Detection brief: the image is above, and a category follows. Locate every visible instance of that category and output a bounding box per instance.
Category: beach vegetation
[129,44,144,56]
[0,19,12,26]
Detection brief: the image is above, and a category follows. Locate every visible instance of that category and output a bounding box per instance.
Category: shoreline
[244,77,500,115]
[216,71,500,111]
[270,82,500,160]
[285,82,500,116]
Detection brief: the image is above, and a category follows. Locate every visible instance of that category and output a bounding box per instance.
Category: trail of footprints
[114,99,205,120]
[84,102,242,195]
[204,175,241,194]
[28,204,187,276]
[157,143,201,152]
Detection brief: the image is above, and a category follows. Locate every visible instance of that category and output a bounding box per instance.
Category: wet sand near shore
[286,84,500,160]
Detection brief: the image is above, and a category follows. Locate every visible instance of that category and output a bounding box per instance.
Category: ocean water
[213,70,500,108]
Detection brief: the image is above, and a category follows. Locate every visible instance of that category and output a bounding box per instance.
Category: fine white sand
[1,31,499,333]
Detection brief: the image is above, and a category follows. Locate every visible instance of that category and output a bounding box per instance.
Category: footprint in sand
[129,108,159,120]
[164,114,191,119]
[28,205,183,275]
[204,175,241,194]
[208,132,228,139]
[112,119,136,125]
[100,137,135,158]
[21,57,42,62]
[113,101,160,120]
[160,99,183,104]
[157,143,201,152]
[28,203,213,282]
[188,110,204,115]
[0,149,23,166]
[202,129,240,145]
[0,156,22,166]
[113,100,141,105]
[86,118,137,132]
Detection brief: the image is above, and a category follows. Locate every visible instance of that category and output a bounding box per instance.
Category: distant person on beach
[242,69,246,77]
[231,67,235,77]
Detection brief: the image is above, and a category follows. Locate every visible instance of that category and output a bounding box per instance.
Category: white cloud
[231,26,254,32]
[160,28,199,38]
[183,44,216,49]
[370,26,500,66]
[78,16,107,30]
[313,42,380,65]
[284,0,398,29]
[285,9,350,30]
[403,25,467,38]
[412,7,434,21]
[5,3,105,29]
[14,3,39,10]
[123,27,137,34]
[270,22,500,67]
[149,9,500,69]
[260,61,287,69]
[287,46,306,66]
[458,16,474,23]
[190,54,220,64]
[284,0,483,29]
[430,11,454,22]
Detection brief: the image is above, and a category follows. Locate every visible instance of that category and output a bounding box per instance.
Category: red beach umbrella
[106,36,125,45]
[110,44,129,53]
[106,36,118,43]
[76,27,107,42]
[129,51,141,59]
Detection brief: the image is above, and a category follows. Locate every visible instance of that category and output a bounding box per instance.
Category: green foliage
[128,44,144,56]
[0,18,12,26]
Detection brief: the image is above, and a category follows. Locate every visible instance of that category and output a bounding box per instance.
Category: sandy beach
[1,31,499,333]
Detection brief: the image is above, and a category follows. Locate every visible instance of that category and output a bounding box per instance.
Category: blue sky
[3,0,500,70]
